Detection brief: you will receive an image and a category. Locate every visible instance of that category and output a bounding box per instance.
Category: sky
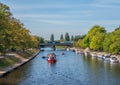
[0,0,120,40]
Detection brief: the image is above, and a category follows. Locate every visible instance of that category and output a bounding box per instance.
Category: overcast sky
[0,0,120,40]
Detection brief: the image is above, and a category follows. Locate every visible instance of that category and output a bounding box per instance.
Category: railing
[40,42,73,47]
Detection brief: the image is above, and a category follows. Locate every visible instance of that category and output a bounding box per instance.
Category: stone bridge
[40,42,73,50]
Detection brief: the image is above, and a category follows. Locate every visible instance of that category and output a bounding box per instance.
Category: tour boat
[47,53,56,63]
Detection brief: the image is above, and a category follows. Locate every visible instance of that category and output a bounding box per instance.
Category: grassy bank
[56,46,68,50]
[0,49,39,71]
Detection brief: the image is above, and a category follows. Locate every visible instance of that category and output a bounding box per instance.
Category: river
[0,48,120,85]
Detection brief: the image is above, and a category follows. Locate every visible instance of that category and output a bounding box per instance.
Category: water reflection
[0,62,32,85]
[0,48,120,85]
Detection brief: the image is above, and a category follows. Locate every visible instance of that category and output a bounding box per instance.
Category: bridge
[40,41,73,50]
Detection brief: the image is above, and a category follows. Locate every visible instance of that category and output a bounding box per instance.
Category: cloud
[14,14,67,18]
[20,17,120,26]
[94,0,120,4]
[13,11,93,21]
[11,4,79,10]
[90,4,120,8]
[91,0,120,8]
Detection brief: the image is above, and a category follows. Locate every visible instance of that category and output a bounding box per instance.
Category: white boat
[66,48,70,51]
[98,54,104,58]
[110,56,119,63]
[91,52,97,57]
[76,50,84,54]
[84,51,90,56]
[103,56,111,61]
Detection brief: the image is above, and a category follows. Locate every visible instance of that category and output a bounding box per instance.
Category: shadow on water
[0,48,120,85]
[0,62,32,85]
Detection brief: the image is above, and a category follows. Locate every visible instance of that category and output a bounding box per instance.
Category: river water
[0,48,120,85]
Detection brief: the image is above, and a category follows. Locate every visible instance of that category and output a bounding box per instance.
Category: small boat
[66,48,70,51]
[76,49,84,54]
[48,53,56,63]
[42,56,46,59]
[103,56,111,61]
[84,51,90,56]
[62,52,65,55]
[84,47,90,56]
[97,54,104,59]
[110,56,119,63]
[91,52,97,57]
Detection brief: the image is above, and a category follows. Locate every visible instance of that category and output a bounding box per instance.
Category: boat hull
[48,59,56,63]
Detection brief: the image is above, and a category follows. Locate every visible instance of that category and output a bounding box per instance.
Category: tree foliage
[65,32,70,41]
[90,33,105,51]
[0,2,44,53]
[73,35,85,41]
[71,35,74,41]
[60,34,64,41]
[79,25,106,49]
[103,29,120,54]
[50,34,54,42]
[75,25,120,54]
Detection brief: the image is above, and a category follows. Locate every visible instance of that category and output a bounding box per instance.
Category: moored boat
[103,56,111,61]
[84,51,90,56]
[91,52,97,57]
[110,56,119,63]
[97,54,104,59]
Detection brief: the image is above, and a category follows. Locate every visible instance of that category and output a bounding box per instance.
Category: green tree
[90,33,105,51]
[80,25,106,50]
[71,35,74,41]
[65,32,70,41]
[103,30,120,54]
[0,2,12,53]
[74,35,85,41]
[60,34,64,41]
[103,33,112,52]
[50,34,54,42]
[39,37,45,43]
[80,36,89,48]
[115,26,120,31]
[0,2,40,53]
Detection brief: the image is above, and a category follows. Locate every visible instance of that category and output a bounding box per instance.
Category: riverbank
[0,49,40,77]
[89,51,120,62]
[69,47,120,62]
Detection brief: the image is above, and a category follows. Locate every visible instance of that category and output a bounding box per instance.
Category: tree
[0,2,12,53]
[103,30,120,54]
[50,34,54,42]
[39,37,45,43]
[74,35,85,41]
[80,36,89,48]
[71,35,74,41]
[90,33,105,51]
[79,25,106,50]
[0,2,11,19]
[0,2,40,53]
[60,34,64,41]
[65,32,70,41]
[115,26,120,31]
